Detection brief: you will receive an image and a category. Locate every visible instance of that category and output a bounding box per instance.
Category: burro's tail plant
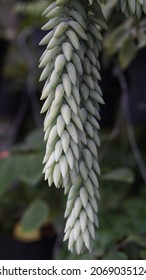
[117,0,146,18]
[39,0,146,254]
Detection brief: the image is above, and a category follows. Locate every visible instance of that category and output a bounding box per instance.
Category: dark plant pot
[0,235,56,260]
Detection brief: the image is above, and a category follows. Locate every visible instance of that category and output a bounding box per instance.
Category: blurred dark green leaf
[15,1,47,17]
[103,251,128,260]
[138,32,146,49]
[104,23,130,56]
[102,168,135,183]
[0,129,44,196]
[0,152,43,195]
[140,250,146,260]
[124,198,146,218]
[128,235,146,247]
[118,37,137,69]
[20,199,49,232]
[25,129,44,150]
[0,158,17,196]
[13,153,43,184]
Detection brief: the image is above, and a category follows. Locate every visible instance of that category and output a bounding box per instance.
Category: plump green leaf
[101,168,135,183]
[20,199,49,232]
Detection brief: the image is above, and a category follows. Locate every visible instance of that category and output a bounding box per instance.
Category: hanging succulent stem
[39,0,106,254]
[38,0,146,255]
[117,0,146,18]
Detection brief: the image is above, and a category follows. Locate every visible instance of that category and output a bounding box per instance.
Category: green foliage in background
[0,0,146,259]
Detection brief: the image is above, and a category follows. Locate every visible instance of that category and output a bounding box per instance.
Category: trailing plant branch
[39,0,106,254]
[38,0,146,256]
[115,66,146,186]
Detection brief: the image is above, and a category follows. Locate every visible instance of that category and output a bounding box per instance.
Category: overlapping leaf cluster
[39,0,105,254]
[117,0,146,17]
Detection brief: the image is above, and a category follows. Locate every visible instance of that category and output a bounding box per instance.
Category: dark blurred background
[0,0,146,260]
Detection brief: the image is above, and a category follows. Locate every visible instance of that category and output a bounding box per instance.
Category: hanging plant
[117,0,146,18]
[39,0,146,254]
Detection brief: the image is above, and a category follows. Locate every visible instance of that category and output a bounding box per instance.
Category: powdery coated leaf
[54,54,66,73]
[61,130,70,153]
[83,148,92,170]
[66,62,77,85]
[62,42,73,61]
[47,125,58,146]
[70,139,79,159]
[66,95,78,115]
[62,73,72,97]
[86,203,94,223]
[87,139,98,157]
[88,220,95,239]
[80,210,87,232]
[86,178,94,197]
[89,196,98,213]
[59,155,68,178]
[63,229,71,241]
[93,158,101,175]
[89,169,99,187]
[74,197,82,218]
[55,140,63,161]
[80,187,88,208]
[64,198,75,218]
[73,220,81,240]
[67,122,78,144]
[61,104,71,125]
[75,234,84,255]
[79,161,88,180]
[53,163,61,187]
[82,228,91,250]
[57,115,65,137]
[68,185,78,200]
[68,230,75,250]
[44,151,55,171]
[66,148,74,169]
